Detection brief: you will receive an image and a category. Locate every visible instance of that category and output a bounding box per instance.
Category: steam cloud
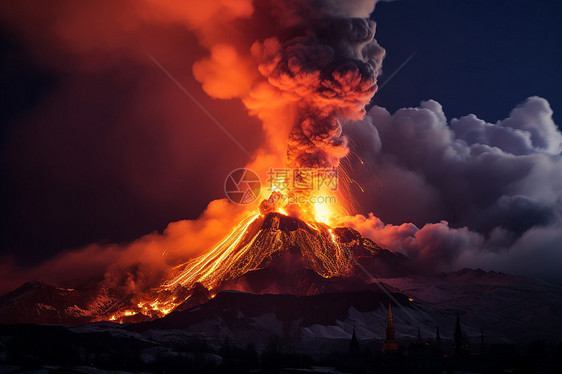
[0,199,249,296]
[340,97,562,281]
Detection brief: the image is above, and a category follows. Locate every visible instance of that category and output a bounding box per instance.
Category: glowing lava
[104,191,357,323]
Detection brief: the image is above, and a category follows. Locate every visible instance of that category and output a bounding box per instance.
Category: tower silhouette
[382,303,398,352]
[480,329,485,355]
[349,327,360,354]
[416,327,423,345]
[432,325,443,356]
[453,313,463,357]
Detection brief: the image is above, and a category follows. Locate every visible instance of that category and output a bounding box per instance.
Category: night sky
[1,0,562,283]
[372,0,562,125]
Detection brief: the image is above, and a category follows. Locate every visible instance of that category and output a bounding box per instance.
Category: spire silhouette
[480,329,485,354]
[453,312,464,357]
[382,302,398,352]
[349,327,360,354]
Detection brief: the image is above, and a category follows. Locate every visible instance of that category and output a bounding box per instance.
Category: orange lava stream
[164,213,261,290]
[106,190,353,323]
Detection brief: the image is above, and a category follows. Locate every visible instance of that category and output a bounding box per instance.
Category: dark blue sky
[371,0,562,126]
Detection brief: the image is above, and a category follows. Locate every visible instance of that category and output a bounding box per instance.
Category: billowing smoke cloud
[139,0,386,174]
[340,96,562,282]
[0,199,248,294]
[0,0,267,267]
[252,16,384,168]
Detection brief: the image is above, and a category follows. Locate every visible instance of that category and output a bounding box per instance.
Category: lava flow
[105,187,359,323]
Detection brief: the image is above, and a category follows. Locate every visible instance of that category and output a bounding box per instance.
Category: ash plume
[252,15,384,168]
[166,0,386,171]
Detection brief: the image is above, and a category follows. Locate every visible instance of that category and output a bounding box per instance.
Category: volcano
[165,212,414,292]
[180,212,416,298]
[0,212,413,325]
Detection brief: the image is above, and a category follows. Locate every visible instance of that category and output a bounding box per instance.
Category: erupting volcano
[0,201,415,325]
[93,0,389,323]
[0,0,394,327]
[103,203,412,323]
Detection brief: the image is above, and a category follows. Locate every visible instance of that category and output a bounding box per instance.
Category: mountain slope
[0,281,114,324]
[379,269,562,342]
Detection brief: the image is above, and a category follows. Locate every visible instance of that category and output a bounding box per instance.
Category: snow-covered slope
[1,268,561,362]
[378,269,562,342]
[115,269,561,351]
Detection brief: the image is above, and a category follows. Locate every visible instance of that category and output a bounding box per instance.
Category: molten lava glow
[165,213,260,289]
[328,228,336,242]
[313,195,347,226]
[314,204,332,225]
[106,297,183,323]
[104,191,352,323]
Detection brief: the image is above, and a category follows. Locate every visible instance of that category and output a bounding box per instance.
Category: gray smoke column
[252,4,385,169]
